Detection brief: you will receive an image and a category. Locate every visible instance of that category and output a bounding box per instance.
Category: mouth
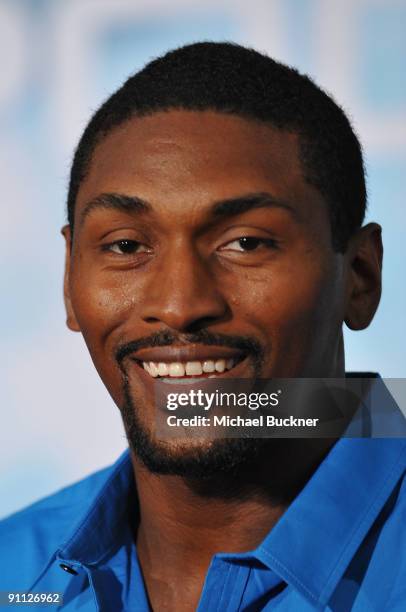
[128,345,248,380]
[137,356,245,379]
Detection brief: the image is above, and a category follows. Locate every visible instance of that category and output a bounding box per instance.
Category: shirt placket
[197,557,251,612]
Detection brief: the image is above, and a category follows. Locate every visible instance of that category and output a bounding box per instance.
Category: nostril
[144,316,162,324]
[142,306,231,332]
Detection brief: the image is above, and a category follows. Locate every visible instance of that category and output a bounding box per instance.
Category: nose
[140,240,229,332]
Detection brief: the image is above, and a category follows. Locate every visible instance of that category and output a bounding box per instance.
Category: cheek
[229,260,342,349]
[71,270,143,338]
[69,271,146,395]
[274,271,333,322]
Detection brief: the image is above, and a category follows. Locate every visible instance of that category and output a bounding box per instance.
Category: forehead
[76,110,324,223]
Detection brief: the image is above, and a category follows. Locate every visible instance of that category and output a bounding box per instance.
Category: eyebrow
[78,190,298,227]
[211,192,298,219]
[79,193,151,227]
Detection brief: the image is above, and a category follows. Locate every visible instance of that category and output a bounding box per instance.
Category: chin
[120,382,266,479]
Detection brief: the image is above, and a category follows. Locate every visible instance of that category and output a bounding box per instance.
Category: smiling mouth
[133,355,246,379]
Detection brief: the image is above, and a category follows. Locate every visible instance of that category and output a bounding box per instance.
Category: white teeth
[149,362,159,377]
[202,360,215,373]
[169,362,185,377]
[143,362,151,374]
[215,359,226,373]
[185,361,203,375]
[158,362,169,376]
[141,357,240,378]
[226,358,234,370]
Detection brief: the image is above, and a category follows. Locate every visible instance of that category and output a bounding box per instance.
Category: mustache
[115,329,264,367]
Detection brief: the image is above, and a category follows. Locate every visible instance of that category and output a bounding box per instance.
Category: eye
[103,240,150,255]
[221,237,278,252]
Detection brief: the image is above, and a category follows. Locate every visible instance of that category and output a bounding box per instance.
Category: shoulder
[0,464,111,590]
[354,469,406,608]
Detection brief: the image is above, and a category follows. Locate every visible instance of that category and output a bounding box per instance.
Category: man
[1,42,405,611]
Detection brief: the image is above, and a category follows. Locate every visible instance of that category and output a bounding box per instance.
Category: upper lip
[130,344,246,363]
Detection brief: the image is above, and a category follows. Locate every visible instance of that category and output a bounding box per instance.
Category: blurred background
[1,0,405,519]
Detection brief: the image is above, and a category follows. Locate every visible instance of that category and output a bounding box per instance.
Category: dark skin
[62,111,382,610]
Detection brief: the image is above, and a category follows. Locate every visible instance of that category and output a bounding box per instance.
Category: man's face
[64,111,347,471]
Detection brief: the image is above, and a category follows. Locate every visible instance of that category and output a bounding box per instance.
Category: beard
[120,378,331,504]
[115,329,336,502]
[120,377,269,481]
[116,329,269,483]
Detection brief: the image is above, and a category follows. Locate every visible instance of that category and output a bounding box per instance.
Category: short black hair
[67,41,366,251]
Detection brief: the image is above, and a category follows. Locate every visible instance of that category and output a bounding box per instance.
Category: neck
[132,438,334,573]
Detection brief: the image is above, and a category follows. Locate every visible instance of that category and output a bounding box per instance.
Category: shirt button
[59,563,78,575]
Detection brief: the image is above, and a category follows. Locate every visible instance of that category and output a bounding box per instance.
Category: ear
[61,225,81,332]
[344,223,383,331]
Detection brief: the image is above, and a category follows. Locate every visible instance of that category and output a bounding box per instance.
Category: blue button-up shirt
[1,437,405,610]
[1,373,406,611]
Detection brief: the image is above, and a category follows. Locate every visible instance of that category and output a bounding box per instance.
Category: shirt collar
[254,437,406,607]
[44,377,406,606]
[57,450,135,566]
